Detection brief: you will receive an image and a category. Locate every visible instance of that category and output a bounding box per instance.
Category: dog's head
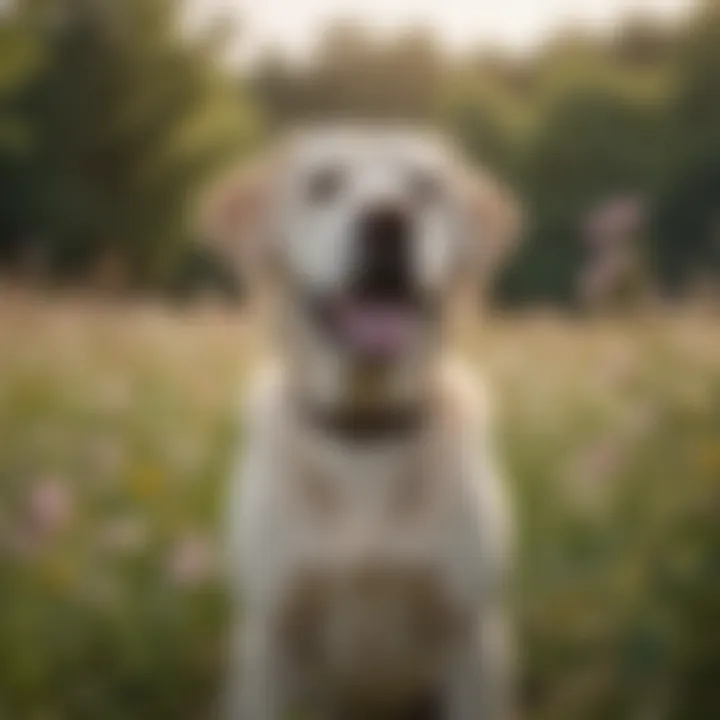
[201,127,520,408]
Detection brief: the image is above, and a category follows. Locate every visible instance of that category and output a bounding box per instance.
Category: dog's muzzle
[307,203,436,361]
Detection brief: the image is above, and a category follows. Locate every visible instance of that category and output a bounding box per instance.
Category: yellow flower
[694,440,720,477]
[126,464,165,500]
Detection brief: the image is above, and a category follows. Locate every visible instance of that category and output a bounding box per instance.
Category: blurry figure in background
[203,126,520,719]
[578,195,652,313]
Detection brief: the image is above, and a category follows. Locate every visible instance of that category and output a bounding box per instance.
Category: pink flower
[167,534,215,586]
[27,476,73,538]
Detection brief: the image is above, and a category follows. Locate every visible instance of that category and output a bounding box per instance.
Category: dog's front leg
[445,606,515,720]
[226,615,294,720]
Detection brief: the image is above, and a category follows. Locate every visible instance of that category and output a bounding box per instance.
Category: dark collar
[297,399,430,443]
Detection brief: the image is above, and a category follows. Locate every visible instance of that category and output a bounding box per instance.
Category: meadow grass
[0,294,718,719]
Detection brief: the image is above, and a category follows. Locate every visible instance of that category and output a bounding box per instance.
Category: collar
[295,397,431,443]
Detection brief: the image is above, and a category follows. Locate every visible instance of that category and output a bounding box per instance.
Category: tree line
[2,0,719,305]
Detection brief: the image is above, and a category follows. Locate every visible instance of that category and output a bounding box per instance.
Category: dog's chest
[276,438,469,691]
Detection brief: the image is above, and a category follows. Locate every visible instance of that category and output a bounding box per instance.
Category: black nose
[354,205,412,301]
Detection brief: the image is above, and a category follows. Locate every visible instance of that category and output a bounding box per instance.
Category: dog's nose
[355,204,412,300]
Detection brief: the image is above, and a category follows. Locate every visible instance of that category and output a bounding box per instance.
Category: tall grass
[0,295,718,719]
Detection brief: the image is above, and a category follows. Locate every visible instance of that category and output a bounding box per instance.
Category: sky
[193,0,694,63]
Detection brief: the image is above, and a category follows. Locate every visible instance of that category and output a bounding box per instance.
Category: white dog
[202,127,520,720]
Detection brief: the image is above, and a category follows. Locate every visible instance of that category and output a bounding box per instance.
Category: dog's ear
[461,169,523,281]
[197,151,281,272]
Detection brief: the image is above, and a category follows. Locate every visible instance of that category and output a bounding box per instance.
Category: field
[0,294,719,720]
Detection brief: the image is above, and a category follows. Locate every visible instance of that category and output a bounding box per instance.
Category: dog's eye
[306,166,344,205]
[409,170,444,206]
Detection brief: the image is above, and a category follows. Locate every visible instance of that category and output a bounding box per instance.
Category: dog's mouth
[309,294,431,360]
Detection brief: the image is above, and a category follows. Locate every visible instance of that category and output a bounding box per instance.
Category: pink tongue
[339,304,417,355]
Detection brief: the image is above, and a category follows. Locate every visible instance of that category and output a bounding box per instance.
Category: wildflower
[126,465,164,500]
[167,533,215,586]
[27,476,74,538]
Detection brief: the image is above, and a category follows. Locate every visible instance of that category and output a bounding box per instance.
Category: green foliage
[480,318,720,719]
[0,300,246,718]
[651,1,720,293]
[1,0,258,286]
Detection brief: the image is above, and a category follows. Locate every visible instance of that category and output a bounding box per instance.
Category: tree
[0,4,46,267]
[252,21,446,125]
[652,0,720,294]
[4,0,258,287]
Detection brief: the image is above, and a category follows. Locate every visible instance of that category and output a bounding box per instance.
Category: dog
[202,127,520,719]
